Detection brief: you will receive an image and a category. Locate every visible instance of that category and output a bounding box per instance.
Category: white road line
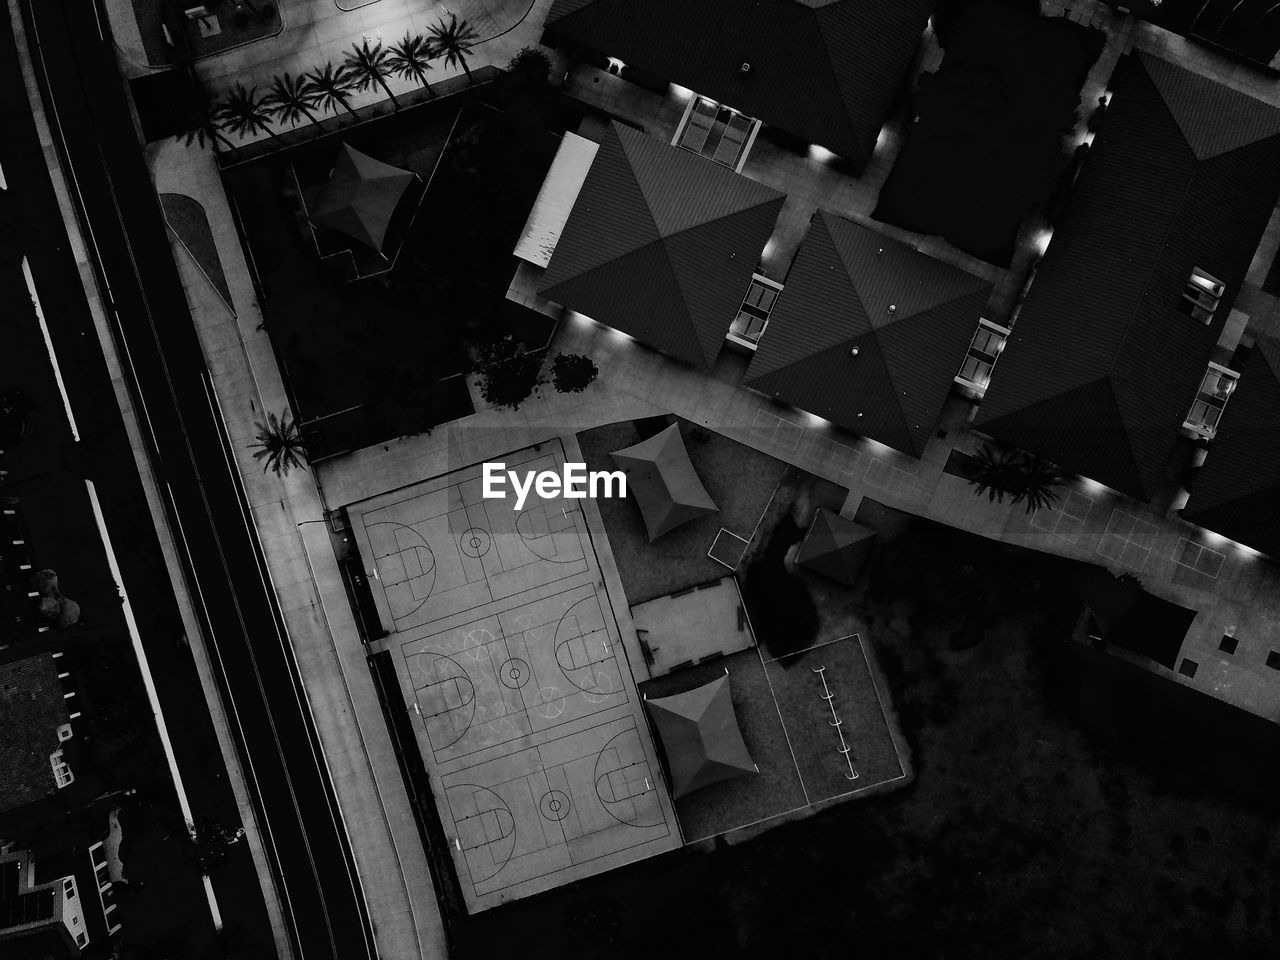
[23,256,79,441]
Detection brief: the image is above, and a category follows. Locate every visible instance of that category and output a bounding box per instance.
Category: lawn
[223,78,574,458]
[577,418,846,603]
[872,0,1104,264]
[449,497,1280,959]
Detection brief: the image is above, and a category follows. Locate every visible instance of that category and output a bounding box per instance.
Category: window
[1178,658,1198,678]
[64,878,76,899]
[50,750,74,788]
[1183,362,1238,438]
[674,96,758,170]
[76,932,88,947]
[1220,634,1238,655]
[728,274,783,347]
[954,319,1010,394]
[1267,651,1280,670]
[1179,267,1224,324]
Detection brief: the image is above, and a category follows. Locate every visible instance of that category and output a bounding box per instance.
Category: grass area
[639,651,806,843]
[578,418,844,603]
[452,498,1280,959]
[873,0,1103,264]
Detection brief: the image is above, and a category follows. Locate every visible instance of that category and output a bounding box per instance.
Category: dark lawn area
[873,0,1104,265]
[223,80,576,458]
[452,499,1280,959]
[578,417,847,604]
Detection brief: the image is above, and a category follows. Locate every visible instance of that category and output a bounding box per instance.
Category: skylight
[1183,362,1238,438]
[727,274,783,348]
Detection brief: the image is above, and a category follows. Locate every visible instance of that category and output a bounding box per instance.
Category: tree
[174,76,236,152]
[967,444,1064,515]
[263,73,323,128]
[187,817,245,872]
[249,411,307,476]
[507,46,552,86]
[214,83,281,142]
[387,32,436,97]
[344,39,400,109]
[303,62,360,120]
[551,353,597,394]
[474,337,545,410]
[427,14,479,85]
[1010,451,1064,515]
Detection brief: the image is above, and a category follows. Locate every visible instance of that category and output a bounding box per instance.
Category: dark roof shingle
[746,211,990,456]
[539,123,785,368]
[975,53,1280,501]
[0,655,68,814]
[543,0,931,169]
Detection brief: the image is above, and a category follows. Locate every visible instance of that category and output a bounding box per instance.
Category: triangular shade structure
[795,508,877,586]
[310,144,417,253]
[610,424,717,540]
[645,673,755,798]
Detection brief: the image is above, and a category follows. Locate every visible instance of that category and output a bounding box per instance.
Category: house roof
[610,423,718,540]
[745,211,990,456]
[644,672,755,798]
[0,655,68,814]
[539,123,785,368]
[975,53,1280,501]
[310,144,417,254]
[795,507,877,586]
[0,854,57,932]
[544,0,931,168]
[1182,340,1280,556]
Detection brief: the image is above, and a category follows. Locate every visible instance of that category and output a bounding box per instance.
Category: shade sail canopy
[795,507,877,586]
[310,143,417,253]
[610,423,717,540]
[645,673,755,798]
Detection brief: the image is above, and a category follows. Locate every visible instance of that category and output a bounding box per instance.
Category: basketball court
[347,441,680,912]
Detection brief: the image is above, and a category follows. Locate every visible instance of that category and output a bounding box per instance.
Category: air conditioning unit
[183,5,209,19]
[56,723,73,742]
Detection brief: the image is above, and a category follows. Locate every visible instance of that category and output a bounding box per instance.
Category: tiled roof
[543,0,931,169]
[0,857,57,929]
[0,655,68,814]
[539,123,785,368]
[746,211,990,456]
[1182,340,1280,556]
[975,53,1280,501]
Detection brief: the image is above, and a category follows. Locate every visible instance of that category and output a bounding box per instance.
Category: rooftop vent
[740,62,751,74]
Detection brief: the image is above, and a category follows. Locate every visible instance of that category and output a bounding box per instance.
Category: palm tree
[249,412,307,476]
[387,32,435,97]
[175,71,236,152]
[968,445,1022,505]
[1010,452,1064,516]
[344,39,401,109]
[427,14,479,85]
[303,62,360,120]
[263,73,323,129]
[214,83,281,142]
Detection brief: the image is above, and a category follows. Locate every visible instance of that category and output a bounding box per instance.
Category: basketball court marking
[347,440,680,912]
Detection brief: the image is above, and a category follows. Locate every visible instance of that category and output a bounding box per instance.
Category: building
[537,122,785,368]
[976,53,1280,501]
[1181,338,1280,557]
[0,848,88,957]
[745,210,990,456]
[542,0,932,171]
[0,653,75,816]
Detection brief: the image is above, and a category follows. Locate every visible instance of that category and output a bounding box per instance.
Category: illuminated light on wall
[1078,476,1106,496]
[803,411,829,429]
[569,310,595,327]
[607,56,627,72]
[1200,528,1227,548]
[862,435,894,458]
[808,143,835,163]
[762,238,777,261]
[669,82,694,101]
[1235,541,1262,560]
[1079,131,1095,148]
[1033,227,1054,257]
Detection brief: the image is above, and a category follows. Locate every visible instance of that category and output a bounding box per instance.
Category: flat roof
[513,132,599,268]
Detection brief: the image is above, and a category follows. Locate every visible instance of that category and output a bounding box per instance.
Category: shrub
[475,336,546,410]
[507,47,552,86]
[551,353,598,394]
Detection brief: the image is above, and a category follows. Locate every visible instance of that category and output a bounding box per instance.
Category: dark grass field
[873,0,1103,264]
[451,500,1280,959]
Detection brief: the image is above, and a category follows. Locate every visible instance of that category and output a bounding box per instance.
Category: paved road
[17,2,376,958]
